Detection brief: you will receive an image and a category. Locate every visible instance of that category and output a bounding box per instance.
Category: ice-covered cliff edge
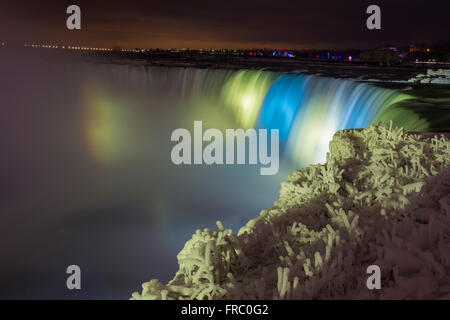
[408,69,450,84]
[131,123,450,300]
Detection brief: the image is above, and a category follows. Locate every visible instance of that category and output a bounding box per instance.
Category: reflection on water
[0,52,408,299]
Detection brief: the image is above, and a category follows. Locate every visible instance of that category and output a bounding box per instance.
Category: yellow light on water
[221,70,279,128]
[82,87,132,165]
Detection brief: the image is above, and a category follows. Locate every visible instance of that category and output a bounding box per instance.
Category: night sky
[0,0,449,49]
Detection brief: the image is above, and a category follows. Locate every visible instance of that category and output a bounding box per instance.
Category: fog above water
[0,52,287,299]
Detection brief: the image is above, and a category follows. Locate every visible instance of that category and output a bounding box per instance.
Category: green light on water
[220,70,279,129]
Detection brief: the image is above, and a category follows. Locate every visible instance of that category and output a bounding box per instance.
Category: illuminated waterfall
[255,74,411,165]
[220,70,280,128]
[81,66,411,167]
[219,70,410,166]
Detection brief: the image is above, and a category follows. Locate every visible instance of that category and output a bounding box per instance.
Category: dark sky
[0,0,449,49]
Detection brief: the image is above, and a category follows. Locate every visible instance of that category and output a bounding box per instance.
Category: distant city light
[22,43,142,53]
[271,50,294,58]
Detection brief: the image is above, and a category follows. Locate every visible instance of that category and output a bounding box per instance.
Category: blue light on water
[254,74,410,165]
[256,74,310,145]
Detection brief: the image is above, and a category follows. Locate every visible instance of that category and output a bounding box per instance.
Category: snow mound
[131,123,450,300]
[408,69,450,84]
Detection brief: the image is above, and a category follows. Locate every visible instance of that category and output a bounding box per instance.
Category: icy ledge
[131,123,450,300]
[408,69,450,84]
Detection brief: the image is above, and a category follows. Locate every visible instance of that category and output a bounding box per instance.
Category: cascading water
[166,67,410,166]
[253,73,409,165]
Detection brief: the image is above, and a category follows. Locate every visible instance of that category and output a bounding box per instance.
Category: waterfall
[254,74,410,165]
[215,69,410,165]
[81,65,410,167]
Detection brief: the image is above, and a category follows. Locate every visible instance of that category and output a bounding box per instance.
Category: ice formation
[131,123,450,300]
[408,69,450,84]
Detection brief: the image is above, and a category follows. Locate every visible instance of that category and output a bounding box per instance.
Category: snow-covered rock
[431,78,450,84]
[131,124,450,300]
[408,69,450,84]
